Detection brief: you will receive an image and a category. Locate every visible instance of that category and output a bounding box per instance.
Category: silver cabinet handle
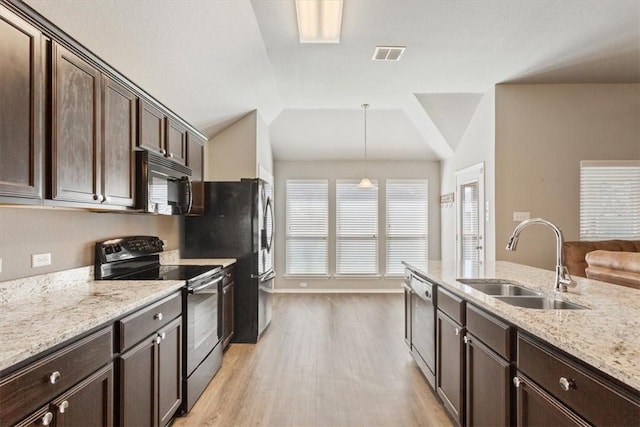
[455,328,460,336]
[168,153,174,158]
[463,335,470,344]
[559,376,575,391]
[41,412,54,426]
[156,336,162,345]
[154,312,163,321]
[160,332,166,340]
[513,376,523,388]
[159,148,167,155]
[49,371,61,384]
[103,196,111,204]
[58,400,69,414]
[93,194,101,201]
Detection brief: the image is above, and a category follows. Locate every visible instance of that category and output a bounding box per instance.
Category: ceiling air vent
[372,46,406,61]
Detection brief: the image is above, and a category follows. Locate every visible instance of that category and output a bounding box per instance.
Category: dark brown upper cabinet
[186,131,205,215]
[166,118,187,165]
[138,99,187,165]
[0,5,44,203]
[50,41,102,204]
[102,76,137,207]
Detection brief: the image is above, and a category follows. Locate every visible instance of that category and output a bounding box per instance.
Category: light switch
[513,211,531,222]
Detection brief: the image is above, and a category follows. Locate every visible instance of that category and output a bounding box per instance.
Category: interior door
[455,163,485,277]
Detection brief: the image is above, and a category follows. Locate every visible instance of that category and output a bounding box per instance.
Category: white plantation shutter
[460,182,479,277]
[386,180,428,275]
[286,180,329,275]
[580,161,640,240]
[336,180,378,275]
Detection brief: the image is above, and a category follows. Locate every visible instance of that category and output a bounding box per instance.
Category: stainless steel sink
[495,296,587,310]
[457,279,542,296]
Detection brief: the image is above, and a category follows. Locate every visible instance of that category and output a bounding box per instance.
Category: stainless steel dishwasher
[408,272,436,389]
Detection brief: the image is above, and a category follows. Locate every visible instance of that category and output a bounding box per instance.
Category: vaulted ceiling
[24,0,640,161]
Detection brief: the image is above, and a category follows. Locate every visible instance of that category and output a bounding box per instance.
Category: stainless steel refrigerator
[181,179,274,343]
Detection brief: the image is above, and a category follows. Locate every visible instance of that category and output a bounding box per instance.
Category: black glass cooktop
[111,264,222,282]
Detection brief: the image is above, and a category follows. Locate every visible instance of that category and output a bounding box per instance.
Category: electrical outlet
[513,211,530,222]
[32,253,51,268]
[300,282,307,288]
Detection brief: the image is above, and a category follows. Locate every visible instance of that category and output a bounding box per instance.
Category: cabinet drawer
[466,304,513,360]
[517,334,640,426]
[117,292,181,352]
[0,327,113,426]
[437,287,465,324]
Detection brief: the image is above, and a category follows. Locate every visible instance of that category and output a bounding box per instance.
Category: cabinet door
[515,374,589,427]
[0,6,43,201]
[158,318,182,427]
[138,99,165,155]
[102,76,136,207]
[53,364,113,427]
[465,334,511,427]
[165,118,187,165]
[222,282,234,349]
[119,336,157,427]
[186,132,205,215]
[437,310,464,426]
[51,42,101,203]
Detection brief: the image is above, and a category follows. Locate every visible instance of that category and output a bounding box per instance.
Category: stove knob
[105,247,113,254]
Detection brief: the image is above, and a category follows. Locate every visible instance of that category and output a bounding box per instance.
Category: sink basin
[457,279,542,296]
[495,296,587,310]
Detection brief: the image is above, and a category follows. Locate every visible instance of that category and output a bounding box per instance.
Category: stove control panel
[95,236,164,264]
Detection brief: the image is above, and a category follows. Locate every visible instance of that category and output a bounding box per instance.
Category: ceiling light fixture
[358,104,375,189]
[295,0,343,43]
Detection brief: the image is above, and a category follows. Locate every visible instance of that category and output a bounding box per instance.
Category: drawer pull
[160,332,166,340]
[559,376,576,391]
[156,335,162,345]
[49,371,61,384]
[154,312,163,321]
[41,412,54,426]
[463,335,471,345]
[58,400,69,413]
[455,327,460,336]
[513,376,523,388]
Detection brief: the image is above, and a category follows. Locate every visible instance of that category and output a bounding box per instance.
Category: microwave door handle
[187,178,193,214]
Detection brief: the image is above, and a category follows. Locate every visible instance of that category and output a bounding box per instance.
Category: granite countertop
[405,260,640,390]
[0,256,236,373]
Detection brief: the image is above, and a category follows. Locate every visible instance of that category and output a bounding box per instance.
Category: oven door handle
[188,276,224,294]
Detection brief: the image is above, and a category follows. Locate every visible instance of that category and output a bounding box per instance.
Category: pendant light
[358,104,375,189]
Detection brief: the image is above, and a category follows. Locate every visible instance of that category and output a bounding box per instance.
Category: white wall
[440,88,496,264]
[274,160,440,291]
[495,84,640,270]
[256,111,274,178]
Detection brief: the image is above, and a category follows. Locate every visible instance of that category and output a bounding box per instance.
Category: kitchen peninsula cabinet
[221,266,235,349]
[436,287,466,427]
[51,43,137,208]
[0,5,44,203]
[116,292,182,427]
[0,327,113,426]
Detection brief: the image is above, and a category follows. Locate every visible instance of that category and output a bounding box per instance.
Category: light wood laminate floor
[173,294,452,427]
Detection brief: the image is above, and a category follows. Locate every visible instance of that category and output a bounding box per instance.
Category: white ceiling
[24,0,640,161]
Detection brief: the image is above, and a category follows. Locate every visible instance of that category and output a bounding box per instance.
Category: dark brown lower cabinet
[515,374,589,427]
[436,309,465,426]
[118,317,182,427]
[16,363,113,427]
[465,334,511,427]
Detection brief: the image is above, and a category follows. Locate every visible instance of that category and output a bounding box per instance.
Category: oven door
[185,276,222,376]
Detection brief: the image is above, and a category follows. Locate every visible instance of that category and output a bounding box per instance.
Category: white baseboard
[272,288,403,294]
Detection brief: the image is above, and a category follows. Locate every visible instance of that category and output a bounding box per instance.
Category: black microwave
[136,150,193,215]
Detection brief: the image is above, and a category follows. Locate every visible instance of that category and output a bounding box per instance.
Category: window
[285,180,329,275]
[580,161,640,240]
[386,180,428,275]
[336,180,378,275]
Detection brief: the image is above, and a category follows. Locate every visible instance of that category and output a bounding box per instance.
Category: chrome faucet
[506,218,576,292]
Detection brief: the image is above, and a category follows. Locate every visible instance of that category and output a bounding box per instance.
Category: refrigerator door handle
[251,270,276,281]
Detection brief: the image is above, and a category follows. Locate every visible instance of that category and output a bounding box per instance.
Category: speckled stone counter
[405,260,640,390]
[0,255,236,373]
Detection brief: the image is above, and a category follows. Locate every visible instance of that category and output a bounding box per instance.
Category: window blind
[460,182,479,277]
[285,179,329,275]
[386,179,428,275]
[580,161,640,240]
[336,179,378,275]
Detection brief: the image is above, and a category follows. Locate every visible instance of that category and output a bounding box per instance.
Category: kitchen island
[404,260,639,426]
